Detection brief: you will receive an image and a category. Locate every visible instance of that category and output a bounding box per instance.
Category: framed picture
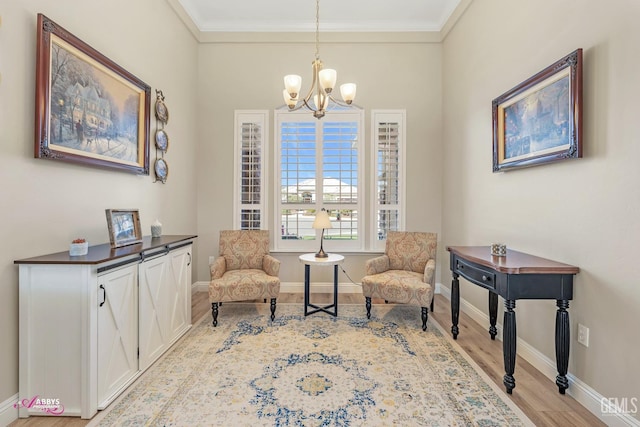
[492,49,583,172]
[34,14,151,174]
[105,209,143,248]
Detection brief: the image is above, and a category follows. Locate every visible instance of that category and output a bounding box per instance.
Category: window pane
[376,209,399,240]
[280,209,316,241]
[324,209,358,241]
[323,121,358,204]
[240,209,261,230]
[281,122,316,204]
[240,122,261,205]
[377,122,399,205]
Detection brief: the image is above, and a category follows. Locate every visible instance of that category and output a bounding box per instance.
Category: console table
[447,246,579,395]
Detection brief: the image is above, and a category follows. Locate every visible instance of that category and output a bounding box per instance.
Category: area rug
[90,303,533,426]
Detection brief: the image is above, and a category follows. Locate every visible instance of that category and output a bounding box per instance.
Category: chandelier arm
[327,94,351,107]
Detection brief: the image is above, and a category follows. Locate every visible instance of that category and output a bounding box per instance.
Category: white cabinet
[97,264,138,408]
[16,235,196,419]
[139,245,192,371]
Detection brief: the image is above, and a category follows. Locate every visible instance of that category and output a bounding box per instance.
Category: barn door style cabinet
[15,235,196,419]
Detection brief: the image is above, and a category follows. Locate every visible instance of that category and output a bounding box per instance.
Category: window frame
[370,110,406,252]
[233,110,269,230]
[274,108,365,253]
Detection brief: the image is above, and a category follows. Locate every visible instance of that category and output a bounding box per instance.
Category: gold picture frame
[34,14,151,174]
[492,49,583,172]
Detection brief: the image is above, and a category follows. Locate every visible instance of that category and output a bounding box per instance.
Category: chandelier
[282,0,357,119]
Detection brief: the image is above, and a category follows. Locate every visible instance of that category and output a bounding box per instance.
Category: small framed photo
[105,209,143,248]
[492,49,583,172]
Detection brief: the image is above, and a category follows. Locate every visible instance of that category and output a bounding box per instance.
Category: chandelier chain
[315,0,320,60]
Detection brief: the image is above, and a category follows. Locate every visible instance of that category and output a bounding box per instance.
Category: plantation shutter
[372,110,405,250]
[234,111,268,230]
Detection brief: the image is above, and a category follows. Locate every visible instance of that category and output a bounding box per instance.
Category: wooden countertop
[15,235,197,265]
[447,245,579,275]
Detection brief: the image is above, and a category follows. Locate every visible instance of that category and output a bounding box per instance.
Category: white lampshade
[319,68,337,92]
[283,89,298,109]
[313,94,328,111]
[312,209,332,229]
[284,75,302,97]
[340,83,357,104]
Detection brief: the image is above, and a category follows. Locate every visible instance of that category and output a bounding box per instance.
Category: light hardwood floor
[10,292,604,426]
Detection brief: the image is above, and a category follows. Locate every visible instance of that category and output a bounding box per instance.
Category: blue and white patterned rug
[92,304,533,426]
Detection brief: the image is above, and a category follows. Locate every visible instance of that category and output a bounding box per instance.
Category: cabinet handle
[482,275,491,282]
[187,252,192,266]
[99,284,106,307]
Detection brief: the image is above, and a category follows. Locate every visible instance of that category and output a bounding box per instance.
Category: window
[371,110,406,251]
[275,109,364,252]
[234,111,268,230]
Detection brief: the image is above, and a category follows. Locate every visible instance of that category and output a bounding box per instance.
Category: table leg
[304,264,310,316]
[333,264,339,317]
[555,299,570,394]
[451,272,460,339]
[489,291,498,340]
[503,299,517,394]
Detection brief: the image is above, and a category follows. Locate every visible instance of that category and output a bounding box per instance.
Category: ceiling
[174,0,467,33]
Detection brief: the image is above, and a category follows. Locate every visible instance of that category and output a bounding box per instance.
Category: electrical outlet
[209,256,215,264]
[578,324,589,347]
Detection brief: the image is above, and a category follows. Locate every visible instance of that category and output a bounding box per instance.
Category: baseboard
[438,284,640,427]
[0,393,18,426]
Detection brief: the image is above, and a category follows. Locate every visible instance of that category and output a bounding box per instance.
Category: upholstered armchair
[209,230,280,327]
[361,231,437,331]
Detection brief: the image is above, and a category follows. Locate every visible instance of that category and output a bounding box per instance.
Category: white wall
[442,0,640,415]
[195,35,443,286]
[0,0,198,406]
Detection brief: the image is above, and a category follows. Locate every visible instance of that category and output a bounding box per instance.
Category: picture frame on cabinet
[34,14,151,175]
[492,49,582,172]
[106,209,143,248]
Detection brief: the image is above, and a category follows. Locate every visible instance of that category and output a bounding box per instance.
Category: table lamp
[312,208,332,258]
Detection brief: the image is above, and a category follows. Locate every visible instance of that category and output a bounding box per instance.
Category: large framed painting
[492,49,583,172]
[34,14,151,174]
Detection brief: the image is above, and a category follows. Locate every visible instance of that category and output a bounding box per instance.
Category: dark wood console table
[447,246,579,395]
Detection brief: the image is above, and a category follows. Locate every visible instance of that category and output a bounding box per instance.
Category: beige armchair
[209,230,280,327]
[361,231,437,331]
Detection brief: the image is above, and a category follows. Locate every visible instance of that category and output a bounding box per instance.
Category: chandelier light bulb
[283,89,298,109]
[340,83,357,104]
[318,68,337,93]
[284,75,302,98]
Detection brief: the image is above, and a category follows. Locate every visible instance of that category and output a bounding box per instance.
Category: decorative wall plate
[155,89,169,123]
[155,129,169,152]
[155,99,169,123]
[154,158,168,183]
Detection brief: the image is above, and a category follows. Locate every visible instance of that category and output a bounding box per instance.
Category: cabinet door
[138,254,170,371]
[167,245,192,342]
[97,264,138,408]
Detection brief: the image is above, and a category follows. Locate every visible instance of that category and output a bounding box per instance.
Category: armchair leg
[365,297,372,319]
[421,307,428,331]
[211,302,219,327]
[270,298,277,321]
[430,298,434,313]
